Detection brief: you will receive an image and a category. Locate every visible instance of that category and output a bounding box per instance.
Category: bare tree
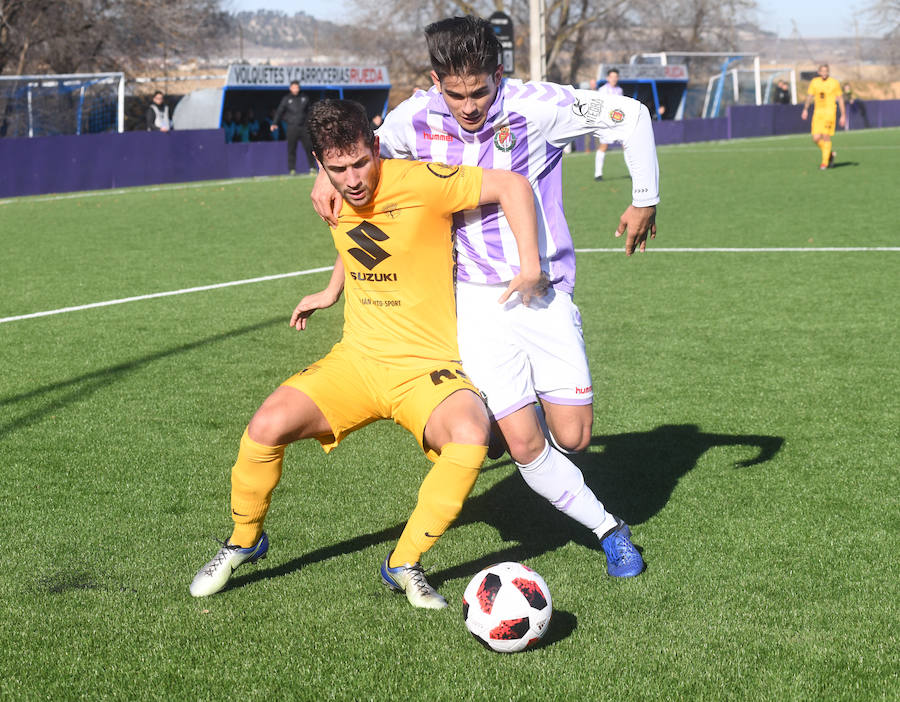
[346,0,760,102]
[864,0,900,62]
[0,0,229,76]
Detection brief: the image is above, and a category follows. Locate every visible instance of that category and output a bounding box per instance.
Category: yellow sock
[389,442,487,567]
[229,428,286,547]
[820,139,832,166]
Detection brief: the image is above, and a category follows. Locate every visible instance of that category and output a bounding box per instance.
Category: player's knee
[448,417,490,447]
[551,421,592,453]
[506,430,549,465]
[247,408,294,446]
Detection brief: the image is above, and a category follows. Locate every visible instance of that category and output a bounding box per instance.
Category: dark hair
[290,80,300,87]
[308,99,374,158]
[152,90,164,98]
[425,15,501,80]
[607,68,619,76]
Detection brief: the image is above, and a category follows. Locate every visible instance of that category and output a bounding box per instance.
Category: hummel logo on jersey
[424,131,453,142]
[350,271,397,282]
[346,221,391,270]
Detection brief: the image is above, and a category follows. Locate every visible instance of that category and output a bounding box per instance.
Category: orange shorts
[281,341,479,454]
[811,112,836,136]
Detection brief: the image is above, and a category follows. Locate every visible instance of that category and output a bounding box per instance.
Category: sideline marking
[0,174,297,207]
[0,267,333,324]
[575,247,900,253]
[3,247,897,325]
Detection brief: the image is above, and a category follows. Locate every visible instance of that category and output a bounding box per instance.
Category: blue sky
[229,0,871,39]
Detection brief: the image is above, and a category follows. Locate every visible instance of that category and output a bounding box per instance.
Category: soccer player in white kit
[312,15,659,577]
[594,68,624,181]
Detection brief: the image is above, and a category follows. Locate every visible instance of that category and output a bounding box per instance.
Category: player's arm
[271,97,286,131]
[548,89,659,255]
[837,92,847,127]
[617,98,659,255]
[478,169,545,306]
[310,168,343,226]
[801,89,814,120]
[290,255,344,331]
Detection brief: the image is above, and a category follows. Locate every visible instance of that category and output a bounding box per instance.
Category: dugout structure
[595,63,689,120]
[172,64,391,133]
[0,73,125,138]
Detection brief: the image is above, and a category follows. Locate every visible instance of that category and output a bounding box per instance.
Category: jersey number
[347,221,391,270]
[430,368,469,385]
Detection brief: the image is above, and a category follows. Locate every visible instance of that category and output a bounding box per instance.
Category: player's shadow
[431,424,783,584]
[0,316,283,438]
[829,161,859,169]
[232,424,783,592]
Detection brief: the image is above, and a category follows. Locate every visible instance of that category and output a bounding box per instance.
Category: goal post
[0,72,125,138]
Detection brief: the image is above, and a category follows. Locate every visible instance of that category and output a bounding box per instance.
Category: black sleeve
[272,96,287,125]
[300,96,310,125]
[146,106,157,131]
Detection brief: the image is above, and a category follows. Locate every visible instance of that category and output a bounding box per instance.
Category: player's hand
[801,109,808,121]
[290,290,340,331]
[615,204,657,256]
[839,114,846,128]
[270,124,277,131]
[311,169,342,227]
[498,270,549,307]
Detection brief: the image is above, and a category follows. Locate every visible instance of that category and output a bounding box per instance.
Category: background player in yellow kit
[190,99,544,609]
[801,63,846,170]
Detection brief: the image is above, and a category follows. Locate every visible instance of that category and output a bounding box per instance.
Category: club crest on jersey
[426,162,460,178]
[609,108,625,123]
[493,126,516,152]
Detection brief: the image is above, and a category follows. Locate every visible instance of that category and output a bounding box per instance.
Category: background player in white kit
[312,15,659,578]
[593,68,624,181]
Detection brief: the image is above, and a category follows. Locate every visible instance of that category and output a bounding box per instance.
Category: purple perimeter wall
[2,101,899,199]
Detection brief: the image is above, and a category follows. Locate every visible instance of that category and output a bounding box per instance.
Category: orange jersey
[332,159,483,363]
[807,76,841,116]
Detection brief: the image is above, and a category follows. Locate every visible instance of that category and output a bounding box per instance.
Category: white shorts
[456,281,593,420]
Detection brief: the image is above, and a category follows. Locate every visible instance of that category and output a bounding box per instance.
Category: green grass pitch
[1,128,897,701]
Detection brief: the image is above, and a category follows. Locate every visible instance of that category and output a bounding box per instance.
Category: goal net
[0,73,124,138]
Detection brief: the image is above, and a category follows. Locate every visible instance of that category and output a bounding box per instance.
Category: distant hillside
[229,10,351,53]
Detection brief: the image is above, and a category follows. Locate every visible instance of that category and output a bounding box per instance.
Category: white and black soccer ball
[462,561,552,653]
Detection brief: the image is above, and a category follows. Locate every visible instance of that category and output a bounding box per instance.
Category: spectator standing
[246,108,261,141]
[222,109,236,143]
[774,80,791,105]
[232,110,250,143]
[146,91,171,132]
[842,82,869,129]
[272,80,315,174]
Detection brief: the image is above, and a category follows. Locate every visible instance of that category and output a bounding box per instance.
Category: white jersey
[597,82,624,97]
[377,78,659,294]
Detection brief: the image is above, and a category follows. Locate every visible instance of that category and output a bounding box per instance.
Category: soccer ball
[462,561,552,653]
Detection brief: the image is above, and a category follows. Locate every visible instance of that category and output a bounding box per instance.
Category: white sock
[594,149,606,177]
[516,441,618,535]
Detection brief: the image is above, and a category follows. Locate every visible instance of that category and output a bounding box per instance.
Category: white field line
[0,267,333,324]
[3,247,898,326]
[575,247,900,253]
[0,174,299,206]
